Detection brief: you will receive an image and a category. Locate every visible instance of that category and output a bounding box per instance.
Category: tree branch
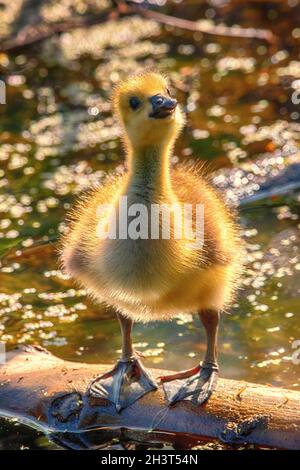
[0,346,299,449]
[0,3,276,53]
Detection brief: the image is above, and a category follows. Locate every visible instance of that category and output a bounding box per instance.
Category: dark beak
[149,94,178,119]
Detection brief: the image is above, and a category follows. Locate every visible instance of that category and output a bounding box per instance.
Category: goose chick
[61,72,243,411]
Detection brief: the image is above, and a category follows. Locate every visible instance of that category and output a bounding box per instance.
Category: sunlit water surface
[0,0,299,450]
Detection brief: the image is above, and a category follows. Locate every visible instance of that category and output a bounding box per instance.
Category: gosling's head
[113,72,184,149]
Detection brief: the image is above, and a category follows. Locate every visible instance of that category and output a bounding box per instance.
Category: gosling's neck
[125,143,174,202]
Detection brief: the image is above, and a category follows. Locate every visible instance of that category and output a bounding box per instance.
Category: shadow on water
[0,416,265,450]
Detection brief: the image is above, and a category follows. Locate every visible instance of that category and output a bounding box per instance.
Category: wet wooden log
[0,346,299,449]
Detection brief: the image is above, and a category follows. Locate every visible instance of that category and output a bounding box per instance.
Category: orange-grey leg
[88,313,157,412]
[160,309,219,406]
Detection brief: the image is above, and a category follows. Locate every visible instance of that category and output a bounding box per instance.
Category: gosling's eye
[166,88,171,96]
[129,96,141,110]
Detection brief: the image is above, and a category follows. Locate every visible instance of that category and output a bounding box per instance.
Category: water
[0,0,299,450]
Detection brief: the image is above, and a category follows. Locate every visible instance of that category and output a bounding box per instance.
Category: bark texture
[0,346,299,449]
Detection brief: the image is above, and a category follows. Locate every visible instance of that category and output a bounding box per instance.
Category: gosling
[61,72,243,412]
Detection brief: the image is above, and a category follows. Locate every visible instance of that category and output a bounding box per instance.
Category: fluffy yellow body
[60,73,243,322]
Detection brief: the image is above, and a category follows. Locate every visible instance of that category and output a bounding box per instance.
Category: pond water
[0,0,299,450]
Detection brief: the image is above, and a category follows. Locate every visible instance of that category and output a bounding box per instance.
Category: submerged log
[0,346,299,450]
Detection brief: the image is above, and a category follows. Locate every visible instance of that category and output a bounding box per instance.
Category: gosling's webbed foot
[160,363,219,406]
[87,357,157,412]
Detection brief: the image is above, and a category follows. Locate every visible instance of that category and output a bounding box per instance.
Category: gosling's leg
[88,313,157,412]
[160,309,219,406]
